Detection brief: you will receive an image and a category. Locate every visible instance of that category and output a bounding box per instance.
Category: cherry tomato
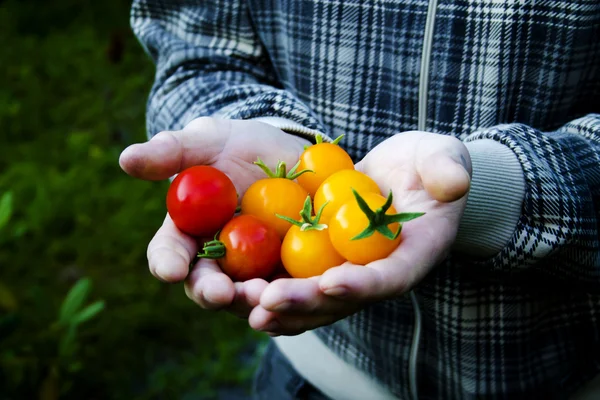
[314,169,381,223]
[241,159,309,238]
[328,192,402,265]
[198,215,281,281]
[297,135,354,197]
[281,225,346,278]
[166,165,237,237]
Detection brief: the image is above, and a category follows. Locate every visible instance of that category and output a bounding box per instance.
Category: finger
[248,306,339,336]
[184,258,235,310]
[226,279,269,318]
[259,278,350,315]
[119,117,229,180]
[319,223,446,301]
[416,151,471,203]
[147,214,197,282]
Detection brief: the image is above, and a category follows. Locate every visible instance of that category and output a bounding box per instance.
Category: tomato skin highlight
[241,179,308,238]
[297,142,354,197]
[328,192,401,265]
[314,169,381,223]
[215,215,281,282]
[281,225,346,278]
[166,165,238,237]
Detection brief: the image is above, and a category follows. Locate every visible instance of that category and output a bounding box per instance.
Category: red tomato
[198,215,281,281]
[166,166,238,237]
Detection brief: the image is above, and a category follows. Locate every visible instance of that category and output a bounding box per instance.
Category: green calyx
[197,231,225,259]
[276,196,328,232]
[351,189,425,241]
[254,157,312,180]
[303,134,345,150]
[316,134,345,145]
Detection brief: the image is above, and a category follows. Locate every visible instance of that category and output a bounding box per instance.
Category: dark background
[0,0,264,398]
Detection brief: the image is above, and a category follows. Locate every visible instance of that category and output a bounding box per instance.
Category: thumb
[417,149,471,203]
[119,117,228,180]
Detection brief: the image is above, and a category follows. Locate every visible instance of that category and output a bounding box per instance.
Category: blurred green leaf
[71,300,105,326]
[58,278,91,325]
[59,325,78,359]
[0,191,12,230]
[39,365,59,400]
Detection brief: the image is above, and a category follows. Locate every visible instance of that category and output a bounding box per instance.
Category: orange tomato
[281,225,346,278]
[241,179,308,238]
[297,135,354,197]
[328,192,403,265]
[314,169,381,223]
[241,158,309,238]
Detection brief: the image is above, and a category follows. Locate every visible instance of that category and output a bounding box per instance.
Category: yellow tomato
[241,178,308,238]
[281,225,346,278]
[328,192,401,265]
[297,136,354,197]
[314,169,381,223]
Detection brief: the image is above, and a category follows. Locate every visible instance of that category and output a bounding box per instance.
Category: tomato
[277,196,346,278]
[297,135,354,197]
[198,215,281,281]
[241,159,310,238]
[281,225,346,278]
[328,191,424,265]
[166,165,237,237]
[314,169,381,223]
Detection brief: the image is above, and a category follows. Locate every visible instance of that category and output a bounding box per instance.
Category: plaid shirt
[131,1,600,399]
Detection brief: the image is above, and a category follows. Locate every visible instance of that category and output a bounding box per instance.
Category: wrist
[452,139,525,258]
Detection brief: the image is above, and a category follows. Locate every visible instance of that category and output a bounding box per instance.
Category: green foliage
[0,192,12,232]
[0,0,266,398]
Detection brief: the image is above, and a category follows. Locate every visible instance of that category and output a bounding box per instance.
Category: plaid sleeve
[463,114,600,286]
[130,0,327,138]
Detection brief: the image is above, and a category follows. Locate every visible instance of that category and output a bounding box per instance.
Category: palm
[354,131,471,285]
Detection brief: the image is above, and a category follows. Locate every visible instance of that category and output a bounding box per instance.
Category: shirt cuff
[250,116,332,143]
[452,139,525,258]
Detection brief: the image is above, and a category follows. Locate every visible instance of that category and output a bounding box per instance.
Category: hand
[250,131,472,335]
[119,117,310,317]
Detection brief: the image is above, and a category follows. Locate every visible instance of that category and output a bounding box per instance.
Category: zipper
[408,291,423,400]
[409,1,439,399]
[418,0,440,131]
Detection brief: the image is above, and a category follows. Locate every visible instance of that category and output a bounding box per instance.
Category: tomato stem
[197,239,226,259]
[197,231,226,259]
[350,189,425,241]
[314,134,345,145]
[276,196,328,232]
[254,157,313,180]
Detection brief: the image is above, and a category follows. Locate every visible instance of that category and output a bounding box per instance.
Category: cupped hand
[251,131,472,335]
[119,117,310,317]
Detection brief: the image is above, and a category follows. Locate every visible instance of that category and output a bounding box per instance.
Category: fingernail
[322,286,348,297]
[154,267,172,283]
